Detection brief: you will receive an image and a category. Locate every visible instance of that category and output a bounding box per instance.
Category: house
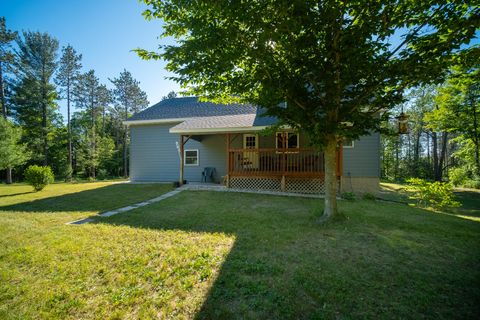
[125,97,380,194]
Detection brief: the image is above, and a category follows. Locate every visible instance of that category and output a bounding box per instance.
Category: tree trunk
[319,136,338,221]
[124,105,128,178]
[6,168,12,184]
[91,98,96,180]
[414,131,421,176]
[394,138,400,180]
[0,62,6,119]
[67,80,72,180]
[432,131,439,180]
[472,98,480,175]
[437,132,448,181]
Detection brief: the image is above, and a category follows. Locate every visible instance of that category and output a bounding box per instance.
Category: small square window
[343,139,354,148]
[184,149,199,166]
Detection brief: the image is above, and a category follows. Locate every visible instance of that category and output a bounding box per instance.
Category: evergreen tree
[73,70,103,179]
[110,69,148,177]
[0,118,30,183]
[0,17,17,119]
[13,31,59,166]
[55,45,82,179]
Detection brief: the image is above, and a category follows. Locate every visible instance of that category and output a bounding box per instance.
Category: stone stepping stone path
[66,189,182,225]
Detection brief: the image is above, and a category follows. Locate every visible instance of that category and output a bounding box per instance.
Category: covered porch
[225,133,342,194]
[177,131,342,194]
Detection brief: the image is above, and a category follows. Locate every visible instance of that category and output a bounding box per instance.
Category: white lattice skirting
[229,176,330,194]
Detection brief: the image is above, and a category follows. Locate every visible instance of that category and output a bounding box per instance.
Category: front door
[243,134,259,169]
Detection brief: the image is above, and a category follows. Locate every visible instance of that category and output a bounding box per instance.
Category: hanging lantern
[396,111,409,134]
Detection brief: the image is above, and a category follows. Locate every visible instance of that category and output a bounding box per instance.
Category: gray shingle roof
[170,114,258,132]
[126,97,278,131]
[127,97,258,121]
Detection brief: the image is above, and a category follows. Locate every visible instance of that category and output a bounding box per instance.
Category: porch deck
[226,146,342,194]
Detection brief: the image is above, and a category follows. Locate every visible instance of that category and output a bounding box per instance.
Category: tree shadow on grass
[93,191,480,319]
[0,191,34,198]
[0,184,172,214]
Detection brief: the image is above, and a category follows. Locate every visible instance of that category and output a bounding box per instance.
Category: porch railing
[228,148,342,177]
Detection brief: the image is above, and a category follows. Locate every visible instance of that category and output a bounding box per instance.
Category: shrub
[24,165,54,191]
[405,178,460,210]
[97,169,108,180]
[362,192,376,201]
[464,178,480,189]
[59,163,73,182]
[341,192,355,201]
[448,167,469,186]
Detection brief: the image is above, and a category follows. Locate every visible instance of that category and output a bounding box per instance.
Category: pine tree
[14,31,59,166]
[110,69,148,177]
[0,17,17,119]
[55,45,82,179]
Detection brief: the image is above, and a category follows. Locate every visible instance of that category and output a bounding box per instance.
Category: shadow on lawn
[93,191,480,319]
[0,184,171,214]
[0,191,34,198]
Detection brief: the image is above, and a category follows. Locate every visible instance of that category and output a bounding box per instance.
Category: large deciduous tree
[110,69,149,177]
[55,44,82,179]
[137,0,478,220]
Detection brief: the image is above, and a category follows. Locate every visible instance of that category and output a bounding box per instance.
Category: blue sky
[3,0,179,119]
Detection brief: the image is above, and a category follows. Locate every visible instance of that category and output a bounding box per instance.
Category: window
[244,135,257,149]
[184,149,199,166]
[343,139,354,148]
[276,132,299,151]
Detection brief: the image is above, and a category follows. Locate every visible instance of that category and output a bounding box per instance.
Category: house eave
[169,126,268,135]
[123,118,187,126]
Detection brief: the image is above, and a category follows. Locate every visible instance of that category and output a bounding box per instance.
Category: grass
[0,183,479,319]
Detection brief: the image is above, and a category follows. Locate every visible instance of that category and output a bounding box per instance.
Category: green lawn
[1,183,479,319]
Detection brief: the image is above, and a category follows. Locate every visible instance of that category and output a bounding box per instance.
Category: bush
[405,178,460,210]
[341,192,356,201]
[97,169,108,180]
[448,167,469,186]
[24,165,54,191]
[362,192,376,201]
[464,178,480,189]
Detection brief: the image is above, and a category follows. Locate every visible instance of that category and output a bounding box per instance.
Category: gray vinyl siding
[183,135,227,182]
[130,124,227,183]
[130,124,181,182]
[130,125,380,182]
[342,133,380,177]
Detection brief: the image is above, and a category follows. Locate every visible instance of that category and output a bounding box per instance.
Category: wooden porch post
[179,135,184,185]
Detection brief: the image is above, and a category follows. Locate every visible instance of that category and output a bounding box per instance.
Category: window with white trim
[184,149,199,166]
[343,139,354,148]
[276,132,299,151]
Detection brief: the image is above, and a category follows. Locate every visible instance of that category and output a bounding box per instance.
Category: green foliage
[449,167,469,187]
[341,192,355,201]
[362,193,376,201]
[464,178,480,189]
[24,165,54,191]
[138,0,477,218]
[406,178,460,210]
[97,168,108,180]
[0,118,30,170]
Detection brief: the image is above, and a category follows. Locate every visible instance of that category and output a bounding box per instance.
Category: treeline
[0,17,149,183]
[381,64,479,188]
